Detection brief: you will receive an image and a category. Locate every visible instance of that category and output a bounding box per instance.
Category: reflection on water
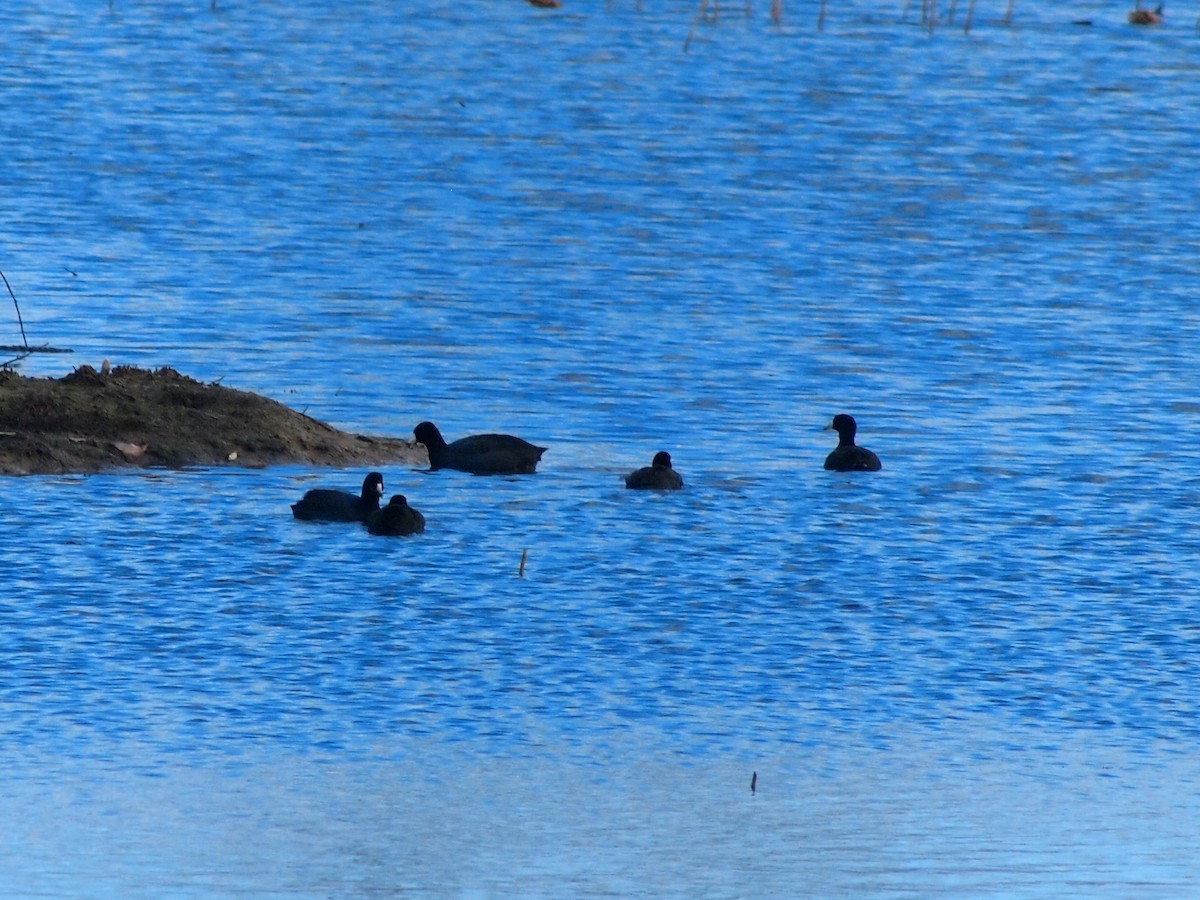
[4,735,1198,896]
[3,0,1200,894]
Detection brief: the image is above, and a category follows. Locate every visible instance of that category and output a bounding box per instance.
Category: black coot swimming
[414,421,546,475]
[366,494,426,536]
[823,414,882,472]
[625,451,684,491]
[291,471,385,522]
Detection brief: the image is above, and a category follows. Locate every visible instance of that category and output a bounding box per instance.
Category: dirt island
[0,365,426,475]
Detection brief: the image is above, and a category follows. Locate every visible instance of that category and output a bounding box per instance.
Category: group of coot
[290,470,426,536]
[291,415,880,536]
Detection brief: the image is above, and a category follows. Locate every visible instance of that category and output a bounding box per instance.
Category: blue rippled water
[3,0,1200,895]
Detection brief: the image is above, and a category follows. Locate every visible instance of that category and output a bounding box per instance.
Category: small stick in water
[751,771,757,794]
[518,548,528,578]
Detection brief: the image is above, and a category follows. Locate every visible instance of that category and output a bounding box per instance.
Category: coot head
[827,414,859,444]
[362,471,385,501]
[413,422,447,453]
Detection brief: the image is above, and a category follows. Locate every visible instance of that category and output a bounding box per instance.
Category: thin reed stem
[0,269,28,349]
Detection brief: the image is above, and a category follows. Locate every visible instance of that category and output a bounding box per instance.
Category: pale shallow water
[3,0,1200,895]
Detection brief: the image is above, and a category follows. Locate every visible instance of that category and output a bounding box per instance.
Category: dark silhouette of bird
[823,414,882,472]
[291,472,385,522]
[366,495,426,536]
[624,451,684,491]
[414,421,546,475]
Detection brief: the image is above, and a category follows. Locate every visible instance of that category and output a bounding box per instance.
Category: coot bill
[366,494,426,536]
[291,472,385,522]
[414,421,546,475]
[823,414,882,472]
[625,451,684,491]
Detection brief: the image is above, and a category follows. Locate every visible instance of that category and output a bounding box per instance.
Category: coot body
[366,494,426,536]
[823,414,882,472]
[414,421,546,475]
[291,472,385,522]
[625,451,684,491]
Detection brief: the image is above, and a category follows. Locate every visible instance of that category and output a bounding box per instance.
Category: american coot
[625,451,684,491]
[824,414,882,472]
[366,495,426,536]
[291,472,385,522]
[414,421,546,475]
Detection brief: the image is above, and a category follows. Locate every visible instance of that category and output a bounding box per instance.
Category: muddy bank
[0,365,426,475]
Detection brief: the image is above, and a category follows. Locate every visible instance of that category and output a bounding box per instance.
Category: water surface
[3,0,1200,895]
